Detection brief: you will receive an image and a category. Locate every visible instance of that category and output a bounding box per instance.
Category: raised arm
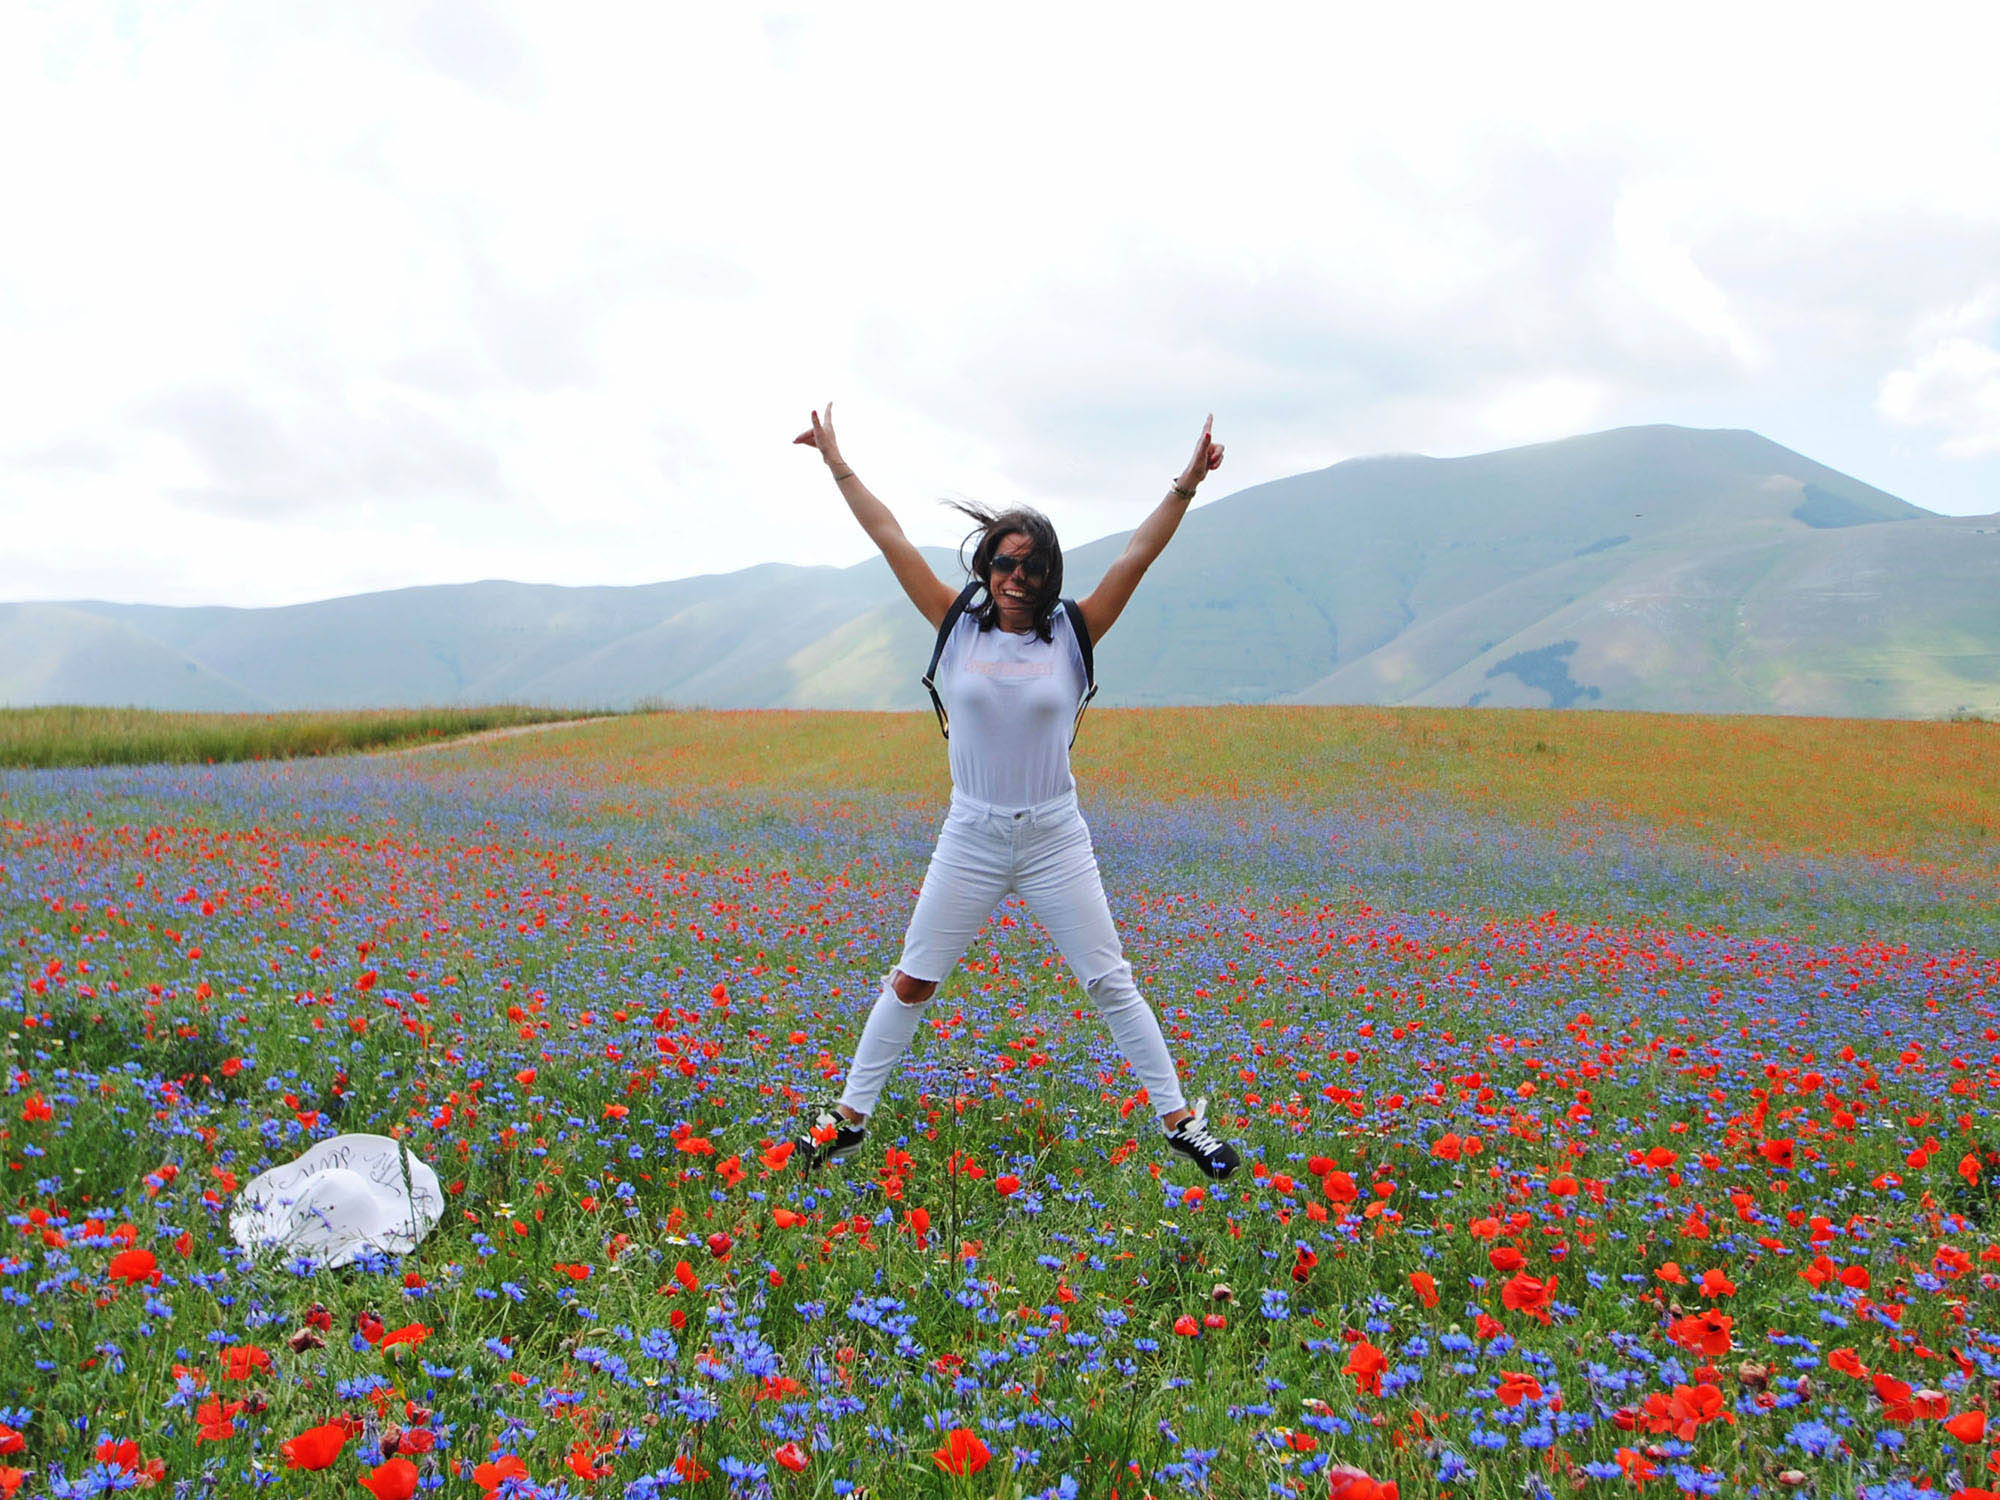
[795,403,958,630]
[1078,414,1225,644]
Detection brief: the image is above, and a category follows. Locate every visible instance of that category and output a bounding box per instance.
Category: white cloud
[2,0,1998,606]
[1472,375,1613,448]
[1608,185,1770,373]
[1877,337,2000,458]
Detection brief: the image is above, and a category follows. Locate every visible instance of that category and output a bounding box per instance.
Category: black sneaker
[1164,1098,1239,1180]
[796,1103,867,1170]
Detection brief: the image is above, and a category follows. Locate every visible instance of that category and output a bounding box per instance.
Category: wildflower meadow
[3,708,1998,1500]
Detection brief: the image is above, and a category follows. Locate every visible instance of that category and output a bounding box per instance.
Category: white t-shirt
[938,605,1088,808]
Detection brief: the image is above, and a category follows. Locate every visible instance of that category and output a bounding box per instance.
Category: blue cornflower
[1437,1451,1475,1483]
[716,1455,767,1485]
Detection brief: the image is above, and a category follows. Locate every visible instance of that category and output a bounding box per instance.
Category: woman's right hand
[792,403,846,470]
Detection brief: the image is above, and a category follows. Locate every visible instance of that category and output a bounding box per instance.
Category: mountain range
[6,425,1996,718]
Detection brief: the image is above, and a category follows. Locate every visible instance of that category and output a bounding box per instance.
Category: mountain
[5,425,1996,718]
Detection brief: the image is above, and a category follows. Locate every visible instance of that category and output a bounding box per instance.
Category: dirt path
[377,716,616,757]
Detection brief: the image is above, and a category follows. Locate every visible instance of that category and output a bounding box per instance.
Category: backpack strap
[922,581,985,739]
[1061,598,1099,749]
[923,587,1101,747]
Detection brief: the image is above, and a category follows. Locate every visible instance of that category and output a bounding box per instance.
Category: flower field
[3,708,1998,1499]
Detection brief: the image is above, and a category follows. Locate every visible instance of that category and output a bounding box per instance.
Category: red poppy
[107,1248,158,1286]
[1326,1465,1399,1500]
[1409,1271,1438,1309]
[280,1422,347,1471]
[1345,1340,1388,1396]
[195,1397,244,1442]
[472,1455,530,1497]
[759,1141,795,1172]
[1946,1410,1988,1444]
[360,1457,418,1500]
[1501,1273,1556,1325]
[773,1442,809,1472]
[93,1440,153,1475]
[378,1323,431,1351]
[1668,1310,1734,1357]
[1641,1384,1729,1440]
[932,1428,991,1476]
[219,1345,272,1381]
[1871,1372,1919,1423]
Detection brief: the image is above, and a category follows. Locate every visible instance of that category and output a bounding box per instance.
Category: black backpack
[922,581,1098,747]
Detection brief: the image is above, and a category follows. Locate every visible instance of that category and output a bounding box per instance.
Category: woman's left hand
[1177,414,1224,490]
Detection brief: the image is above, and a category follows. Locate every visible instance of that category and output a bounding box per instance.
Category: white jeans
[835,786,1189,1122]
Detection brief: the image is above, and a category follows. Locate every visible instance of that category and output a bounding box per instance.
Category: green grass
[0,704,612,769]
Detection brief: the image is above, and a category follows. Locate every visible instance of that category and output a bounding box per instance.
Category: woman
[788,404,1240,1180]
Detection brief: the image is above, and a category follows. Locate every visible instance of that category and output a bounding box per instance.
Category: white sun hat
[229,1133,444,1268]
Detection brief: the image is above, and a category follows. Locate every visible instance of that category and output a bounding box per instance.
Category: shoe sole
[800,1138,864,1170]
[1168,1147,1238,1180]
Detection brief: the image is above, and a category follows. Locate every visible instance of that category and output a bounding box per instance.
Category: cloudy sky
[4,2,1997,608]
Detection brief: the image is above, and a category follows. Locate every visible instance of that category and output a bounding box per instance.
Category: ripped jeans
[835,786,1188,1122]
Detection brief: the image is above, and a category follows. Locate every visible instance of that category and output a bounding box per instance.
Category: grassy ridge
[407,704,2000,869]
[0,703,605,769]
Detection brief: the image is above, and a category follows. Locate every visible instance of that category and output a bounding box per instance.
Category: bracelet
[832,469,855,481]
[1170,480,1197,499]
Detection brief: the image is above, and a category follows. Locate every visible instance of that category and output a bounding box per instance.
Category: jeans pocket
[1032,808,1091,854]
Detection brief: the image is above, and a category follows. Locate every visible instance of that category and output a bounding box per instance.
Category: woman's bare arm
[796,404,957,629]
[1080,415,1224,644]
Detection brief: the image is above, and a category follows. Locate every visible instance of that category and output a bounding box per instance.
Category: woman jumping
[788,404,1240,1181]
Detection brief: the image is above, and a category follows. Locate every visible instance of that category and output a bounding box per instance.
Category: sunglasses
[989,552,1048,581]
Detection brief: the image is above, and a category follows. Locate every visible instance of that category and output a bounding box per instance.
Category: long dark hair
[942,499,1064,642]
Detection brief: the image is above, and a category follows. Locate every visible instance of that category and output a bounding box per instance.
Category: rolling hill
[6,425,1996,718]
